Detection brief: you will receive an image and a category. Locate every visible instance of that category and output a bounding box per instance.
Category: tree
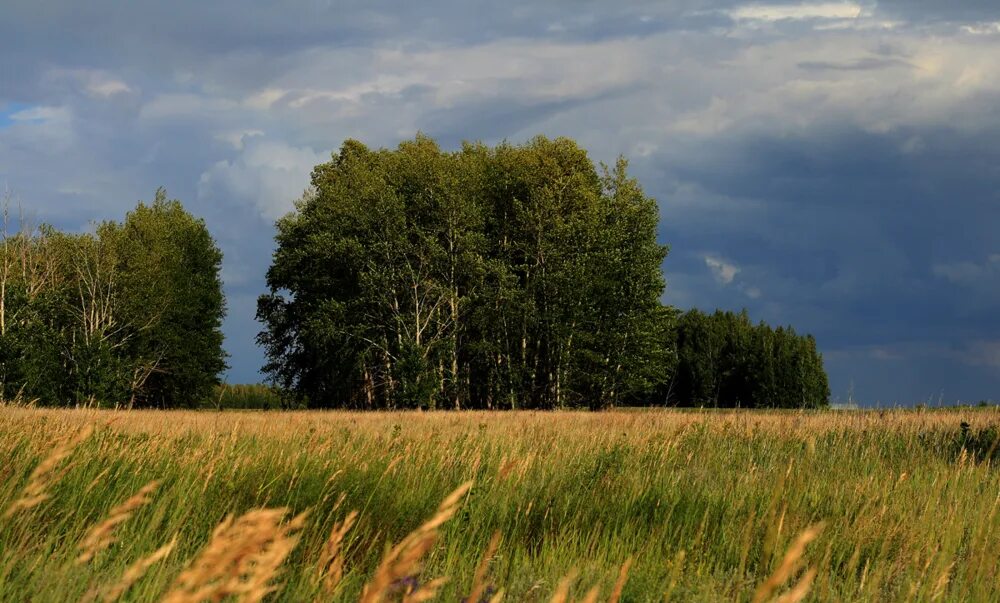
[101,189,228,407]
[0,190,226,407]
[0,214,67,403]
[256,135,828,411]
[257,135,668,409]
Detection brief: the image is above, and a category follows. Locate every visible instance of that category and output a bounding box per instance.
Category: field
[1,407,999,602]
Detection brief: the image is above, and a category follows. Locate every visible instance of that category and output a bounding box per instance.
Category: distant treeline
[2,137,829,410]
[208,383,285,410]
[0,190,226,407]
[664,309,829,408]
[257,135,830,410]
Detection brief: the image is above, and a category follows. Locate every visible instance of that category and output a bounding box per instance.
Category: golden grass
[549,569,578,603]
[161,508,307,603]
[608,558,633,603]
[4,405,998,442]
[359,481,472,603]
[317,509,359,595]
[467,531,502,603]
[753,524,823,603]
[1,406,999,601]
[77,480,159,563]
[4,423,93,517]
[88,536,178,602]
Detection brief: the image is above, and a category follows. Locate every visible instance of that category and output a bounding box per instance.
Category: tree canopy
[0,189,227,407]
[258,135,669,409]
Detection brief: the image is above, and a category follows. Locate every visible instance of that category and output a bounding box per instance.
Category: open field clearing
[2,408,999,602]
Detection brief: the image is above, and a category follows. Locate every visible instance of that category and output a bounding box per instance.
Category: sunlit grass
[1,406,998,601]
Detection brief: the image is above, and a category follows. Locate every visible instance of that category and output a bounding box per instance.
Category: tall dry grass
[0,406,999,601]
[359,481,471,603]
[3,423,93,517]
[77,480,159,563]
[86,536,177,602]
[317,509,359,595]
[162,508,307,603]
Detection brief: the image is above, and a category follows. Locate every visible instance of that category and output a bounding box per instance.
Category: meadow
[1,407,998,602]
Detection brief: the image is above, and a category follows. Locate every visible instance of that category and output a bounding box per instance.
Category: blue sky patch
[0,103,33,129]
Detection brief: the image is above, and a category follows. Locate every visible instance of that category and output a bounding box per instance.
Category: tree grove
[0,189,227,407]
[257,136,669,409]
[258,135,831,410]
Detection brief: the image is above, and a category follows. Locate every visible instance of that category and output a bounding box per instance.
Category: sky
[2,1,1000,405]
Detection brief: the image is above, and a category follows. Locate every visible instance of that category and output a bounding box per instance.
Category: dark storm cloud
[646,119,1000,402]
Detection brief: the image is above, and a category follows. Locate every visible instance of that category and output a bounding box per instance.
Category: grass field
[1,407,999,602]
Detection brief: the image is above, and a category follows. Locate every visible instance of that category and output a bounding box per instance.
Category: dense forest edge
[1,135,828,409]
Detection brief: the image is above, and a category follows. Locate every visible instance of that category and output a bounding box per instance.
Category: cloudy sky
[3,1,1000,405]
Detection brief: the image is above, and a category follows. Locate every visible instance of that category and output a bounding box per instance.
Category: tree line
[2,136,829,409]
[257,136,829,409]
[664,309,828,408]
[0,190,226,407]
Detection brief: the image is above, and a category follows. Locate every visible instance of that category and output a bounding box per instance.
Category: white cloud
[117,18,1000,168]
[962,22,1000,36]
[703,256,761,297]
[671,97,734,135]
[238,37,648,121]
[197,139,329,219]
[140,94,239,120]
[705,255,740,285]
[9,105,68,123]
[650,31,1000,139]
[44,68,134,99]
[86,79,132,98]
[215,129,265,150]
[1,105,76,152]
[728,3,864,22]
[932,255,1000,285]
[244,88,288,110]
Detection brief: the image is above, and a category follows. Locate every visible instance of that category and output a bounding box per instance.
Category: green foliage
[206,384,287,410]
[0,190,227,407]
[257,134,831,409]
[258,135,669,409]
[667,309,830,408]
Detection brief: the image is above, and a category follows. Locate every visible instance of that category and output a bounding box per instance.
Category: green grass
[1,407,998,601]
[205,384,286,410]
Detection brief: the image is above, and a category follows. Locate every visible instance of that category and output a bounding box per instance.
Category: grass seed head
[466,531,502,603]
[89,535,178,603]
[161,508,306,603]
[4,423,93,517]
[317,509,359,594]
[78,480,160,564]
[753,523,824,603]
[360,481,473,603]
